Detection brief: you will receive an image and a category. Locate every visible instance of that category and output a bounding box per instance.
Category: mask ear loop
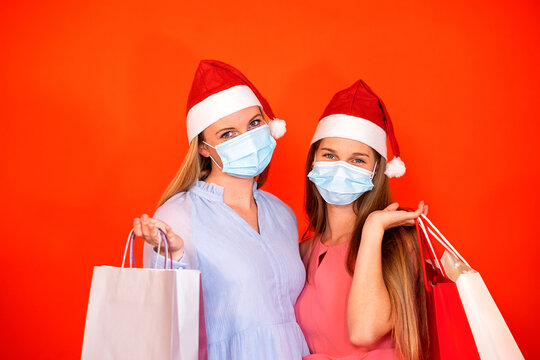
[202,141,223,170]
[207,155,222,170]
[370,161,378,180]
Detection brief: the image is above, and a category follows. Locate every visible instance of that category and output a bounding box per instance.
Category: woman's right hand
[364,201,427,234]
[133,214,184,261]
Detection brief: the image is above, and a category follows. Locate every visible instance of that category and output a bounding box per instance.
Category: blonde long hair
[159,134,269,206]
[303,141,429,360]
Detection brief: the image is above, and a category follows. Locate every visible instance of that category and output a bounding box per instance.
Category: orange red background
[1,0,539,358]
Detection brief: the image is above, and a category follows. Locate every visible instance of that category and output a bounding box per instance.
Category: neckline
[191,180,263,237]
[190,180,260,202]
[318,236,350,249]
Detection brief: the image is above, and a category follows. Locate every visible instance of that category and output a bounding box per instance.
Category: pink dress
[294,238,396,360]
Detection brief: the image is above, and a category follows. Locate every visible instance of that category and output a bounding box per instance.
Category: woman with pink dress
[295,80,429,360]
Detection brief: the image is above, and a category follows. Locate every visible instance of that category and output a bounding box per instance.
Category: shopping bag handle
[416,218,446,290]
[419,214,471,268]
[417,217,444,274]
[415,220,432,291]
[121,228,173,269]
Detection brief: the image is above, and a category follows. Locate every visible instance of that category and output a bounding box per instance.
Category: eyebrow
[320,147,336,153]
[215,127,235,135]
[249,113,263,122]
[215,114,263,135]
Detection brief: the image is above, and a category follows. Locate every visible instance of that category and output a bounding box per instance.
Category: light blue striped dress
[143,181,309,359]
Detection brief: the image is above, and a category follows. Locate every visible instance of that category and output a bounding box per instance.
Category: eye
[323,153,336,160]
[248,118,263,129]
[220,131,233,139]
[352,158,366,164]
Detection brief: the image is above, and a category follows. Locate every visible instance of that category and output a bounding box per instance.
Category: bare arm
[347,222,392,346]
[347,202,426,346]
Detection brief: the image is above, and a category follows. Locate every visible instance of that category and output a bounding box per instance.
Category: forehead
[210,106,261,129]
[319,137,374,154]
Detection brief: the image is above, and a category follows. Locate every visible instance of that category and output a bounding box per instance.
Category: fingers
[157,222,182,251]
[395,214,419,228]
[135,214,159,247]
[399,201,425,227]
[374,201,428,230]
[140,214,152,240]
[133,216,183,254]
[147,220,160,242]
[396,203,422,226]
[415,200,429,217]
[133,218,143,237]
[153,223,184,256]
[385,202,400,211]
[411,201,424,217]
[164,225,176,241]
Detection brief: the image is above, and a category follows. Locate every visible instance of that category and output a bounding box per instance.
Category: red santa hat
[311,79,406,178]
[186,60,286,143]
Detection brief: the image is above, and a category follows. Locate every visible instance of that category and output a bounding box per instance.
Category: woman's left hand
[364,201,428,233]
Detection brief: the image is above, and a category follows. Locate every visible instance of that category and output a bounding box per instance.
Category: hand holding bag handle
[122,228,174,269]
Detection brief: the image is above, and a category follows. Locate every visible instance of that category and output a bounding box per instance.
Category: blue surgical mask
[203,124,276,178]
[308,161,377,205]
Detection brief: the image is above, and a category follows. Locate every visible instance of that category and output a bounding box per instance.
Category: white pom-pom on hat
[384,156,406,178]
[268,118,287,139]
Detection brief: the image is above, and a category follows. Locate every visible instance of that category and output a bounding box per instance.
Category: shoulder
[257,189,297,222]
[153,191,194,229]
[152,191,199,246]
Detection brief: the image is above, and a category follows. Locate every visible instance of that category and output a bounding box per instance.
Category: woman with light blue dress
[132,60,309,359]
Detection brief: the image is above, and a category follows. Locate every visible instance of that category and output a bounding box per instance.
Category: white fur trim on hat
[268,118,286,139]
[384,157,406,178]
[311,114,388,159]
[186,85,262,142]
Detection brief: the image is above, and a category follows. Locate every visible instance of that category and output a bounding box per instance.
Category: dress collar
[190,180,260,202]
[319,236,350,249]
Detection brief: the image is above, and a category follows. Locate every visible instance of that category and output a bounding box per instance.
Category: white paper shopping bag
[420,215,524,360]
[81,230,204,360]
[441,251,524,360]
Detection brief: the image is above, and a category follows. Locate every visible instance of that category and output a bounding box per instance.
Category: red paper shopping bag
[416,221,480,360]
